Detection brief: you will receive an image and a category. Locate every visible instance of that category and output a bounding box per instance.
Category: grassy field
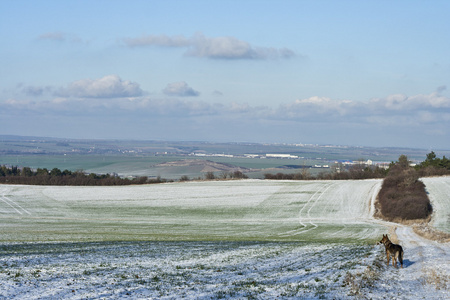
[422,176,450,233]
[2,178,450,299]
[1,179,387,298]
[0,154,326,179]
[0,179,386,243]
[0,241,383,299]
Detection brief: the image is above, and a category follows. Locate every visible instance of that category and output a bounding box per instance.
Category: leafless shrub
[377,160,432,221]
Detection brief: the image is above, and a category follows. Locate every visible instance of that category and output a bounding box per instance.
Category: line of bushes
[377,155,432,221]
[179,171,248,182]
[0,166,167,186]
[264,164,388,180]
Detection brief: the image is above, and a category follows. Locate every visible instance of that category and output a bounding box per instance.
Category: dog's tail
[399,248,404,268]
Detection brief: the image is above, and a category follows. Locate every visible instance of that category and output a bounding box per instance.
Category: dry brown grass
[343,253,384,297]
[424,268,450,290]
[413,224,450,243]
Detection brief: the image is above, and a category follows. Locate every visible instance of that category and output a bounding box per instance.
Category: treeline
[0,166,166,186]
[0,165,249,186]
[179,171,248,182]
[264,164,388,180]
[415,151,450,176]
[264,151,450,181]
[377,155,432,221]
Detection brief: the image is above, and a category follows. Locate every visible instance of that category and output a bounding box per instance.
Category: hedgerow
[377,156,432,221]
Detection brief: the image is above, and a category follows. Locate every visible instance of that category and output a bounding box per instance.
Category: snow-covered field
[1,177,449,299]
[0,179,387,242]
[422,177,450,233]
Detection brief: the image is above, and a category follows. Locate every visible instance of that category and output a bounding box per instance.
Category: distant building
[266,154,299,159]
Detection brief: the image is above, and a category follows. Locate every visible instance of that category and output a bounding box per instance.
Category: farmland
[3,136,448,180]
[1,177,450,299]
[0,180,386,242]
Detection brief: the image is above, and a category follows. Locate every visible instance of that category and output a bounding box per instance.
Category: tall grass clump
[377,155,432,221]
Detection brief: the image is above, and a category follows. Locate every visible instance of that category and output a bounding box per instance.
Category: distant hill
[153,159,252,173]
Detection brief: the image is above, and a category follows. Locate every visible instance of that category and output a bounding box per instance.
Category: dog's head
[377,234,389,245]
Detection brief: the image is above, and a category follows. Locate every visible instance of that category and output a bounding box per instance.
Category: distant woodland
[0,166,165,186]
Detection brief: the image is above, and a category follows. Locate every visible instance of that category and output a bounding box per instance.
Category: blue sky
[1,0,450,149]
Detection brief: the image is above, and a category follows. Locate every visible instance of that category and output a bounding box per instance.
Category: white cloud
[276,96,359,120]
[262,92,450,123]
[162,82,200,97]
[56,75,143,98]
[3,86,450,147]
[6,80,450,128]
[369,92,450,112]
[123,33,296,60]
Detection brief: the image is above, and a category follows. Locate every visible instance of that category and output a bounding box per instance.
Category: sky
[1,0,450,149]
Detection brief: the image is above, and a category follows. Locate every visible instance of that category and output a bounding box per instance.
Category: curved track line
[0,188,31,215]
[280,182,334,237]
[0,196,24,214]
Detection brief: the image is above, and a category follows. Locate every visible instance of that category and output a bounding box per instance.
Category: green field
[2,178,450,299]
[0,179,387,243]
[2,136,445,180]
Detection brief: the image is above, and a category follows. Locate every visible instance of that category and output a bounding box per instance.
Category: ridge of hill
[153,159,252,173]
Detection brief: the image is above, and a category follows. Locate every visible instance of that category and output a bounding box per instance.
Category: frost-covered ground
[0,241,380,299]
[1,177,450,299]
[362,176,450,299]
[422,177,450,233]
[0,180,387,242]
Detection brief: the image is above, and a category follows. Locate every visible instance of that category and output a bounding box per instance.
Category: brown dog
[378,234,404,268]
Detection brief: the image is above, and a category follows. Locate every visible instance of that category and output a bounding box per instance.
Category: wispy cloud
[38,32,66,42]
[123,33,296,60]
[5,78,450,124]
[275,91,450,125]
[5,89,449,125]
[163,82,200,97]
[123,34,190,47]
[3,78,449,147]
[37,31,87,44]
[16,84,52,97]
[6,75,450,126]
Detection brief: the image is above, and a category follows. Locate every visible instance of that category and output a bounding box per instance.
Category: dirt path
[364,176,450,298]
[364,221,450,298]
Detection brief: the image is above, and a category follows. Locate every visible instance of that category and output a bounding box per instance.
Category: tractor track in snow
[0,187,31,215]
